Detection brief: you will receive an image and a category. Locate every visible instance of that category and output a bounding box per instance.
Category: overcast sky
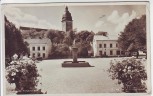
[4,4,146,37]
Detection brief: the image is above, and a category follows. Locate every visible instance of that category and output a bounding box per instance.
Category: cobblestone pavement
[37,58,123,94]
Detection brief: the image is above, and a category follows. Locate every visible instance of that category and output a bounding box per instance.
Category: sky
[3,4,146,37]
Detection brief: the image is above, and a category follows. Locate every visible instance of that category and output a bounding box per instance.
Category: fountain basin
[62,61,91,67]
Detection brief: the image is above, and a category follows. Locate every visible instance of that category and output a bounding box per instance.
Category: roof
[62,6,72,22]
[24,38,51,44]
[93,35,118,41]
[20,26,48,31]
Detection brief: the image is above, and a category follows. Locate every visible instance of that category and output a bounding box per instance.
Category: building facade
[62,6,73,33]
[93,35,124,57]
[24,38,52,59]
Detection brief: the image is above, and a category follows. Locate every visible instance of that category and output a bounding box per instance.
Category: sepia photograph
[1,1,151,96]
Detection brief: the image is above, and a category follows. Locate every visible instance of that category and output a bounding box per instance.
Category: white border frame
[0,0,152,96]
[0,0,151,4]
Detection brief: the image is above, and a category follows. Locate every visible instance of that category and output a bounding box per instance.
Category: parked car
[138,51,146,56]
[132,52,137,56]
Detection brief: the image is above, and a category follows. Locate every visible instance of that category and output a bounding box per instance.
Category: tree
[118,15,146,54]
[49,44,70,59]
[75,30,94,57]
[63,36,73,46]
[21,27,47,39]
[74,42,85,57]
[75,30,94,43]
[46,29,65,44]
[63,30,76,46]
[5,16,29,60]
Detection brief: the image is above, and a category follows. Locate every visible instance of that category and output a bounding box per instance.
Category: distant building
[96,31,108,36]
[20,26,48,32]
[24,38,52,59]
[62,6,73,33]
[92,35,124,57]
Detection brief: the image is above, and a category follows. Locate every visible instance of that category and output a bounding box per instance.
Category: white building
[93,35,124,57]
[24,38,52,59]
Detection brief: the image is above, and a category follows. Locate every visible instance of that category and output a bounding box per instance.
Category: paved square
[37,58,122,93]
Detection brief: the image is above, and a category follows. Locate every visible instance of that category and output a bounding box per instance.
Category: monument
[61,6,91,67]
[62,41,91,67]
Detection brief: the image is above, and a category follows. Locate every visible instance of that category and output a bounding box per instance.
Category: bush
[5,54,43,94]
[108,57,147,93]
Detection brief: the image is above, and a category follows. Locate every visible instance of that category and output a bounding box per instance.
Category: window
[110,44,112,48]
[104,52,106,55]
[117,50,120,55]
[32,47,35,51]
[38,47,40,51]
[43,53,45,58]
[116,44,118,47]
[121,51,125,55]
[104,44,106,48]
[99,51,102,56]
[33,53,35,58]
[99,44,102,48]
[43,46,45,51]
[38,53,40,57]
[110,50,113,55]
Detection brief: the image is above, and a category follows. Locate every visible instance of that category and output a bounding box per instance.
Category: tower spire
[62,6,73,32]
[65,6,68,12]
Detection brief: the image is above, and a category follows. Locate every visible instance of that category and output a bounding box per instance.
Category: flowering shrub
[108,57,147,93]
[5,54,42,94]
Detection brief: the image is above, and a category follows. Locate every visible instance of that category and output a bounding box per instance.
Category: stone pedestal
[72,46,78,63]
[62,46,91,67]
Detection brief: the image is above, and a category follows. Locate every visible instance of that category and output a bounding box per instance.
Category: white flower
[127,66,132,70]
[25,60,28,64]
[119,68,121,71]
[10,61,15,64]
[125,65,128,68]
[11,72,16,76]
[28,60,34,64]
[16,61,21,65]
[13,54,18,59]
[123,69,126,72]
[22,69,28,75]
[130,75,132,79]
[15,69,19,72]
[11,65,15,68]
[127,69,132,73]
[29,56,32,58]
[142,58,146,62]
[23,56,29,60]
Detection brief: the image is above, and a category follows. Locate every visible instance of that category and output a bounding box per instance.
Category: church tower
[62,6,73,32]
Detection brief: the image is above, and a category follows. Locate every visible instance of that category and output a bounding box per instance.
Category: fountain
[62,41,91,67]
